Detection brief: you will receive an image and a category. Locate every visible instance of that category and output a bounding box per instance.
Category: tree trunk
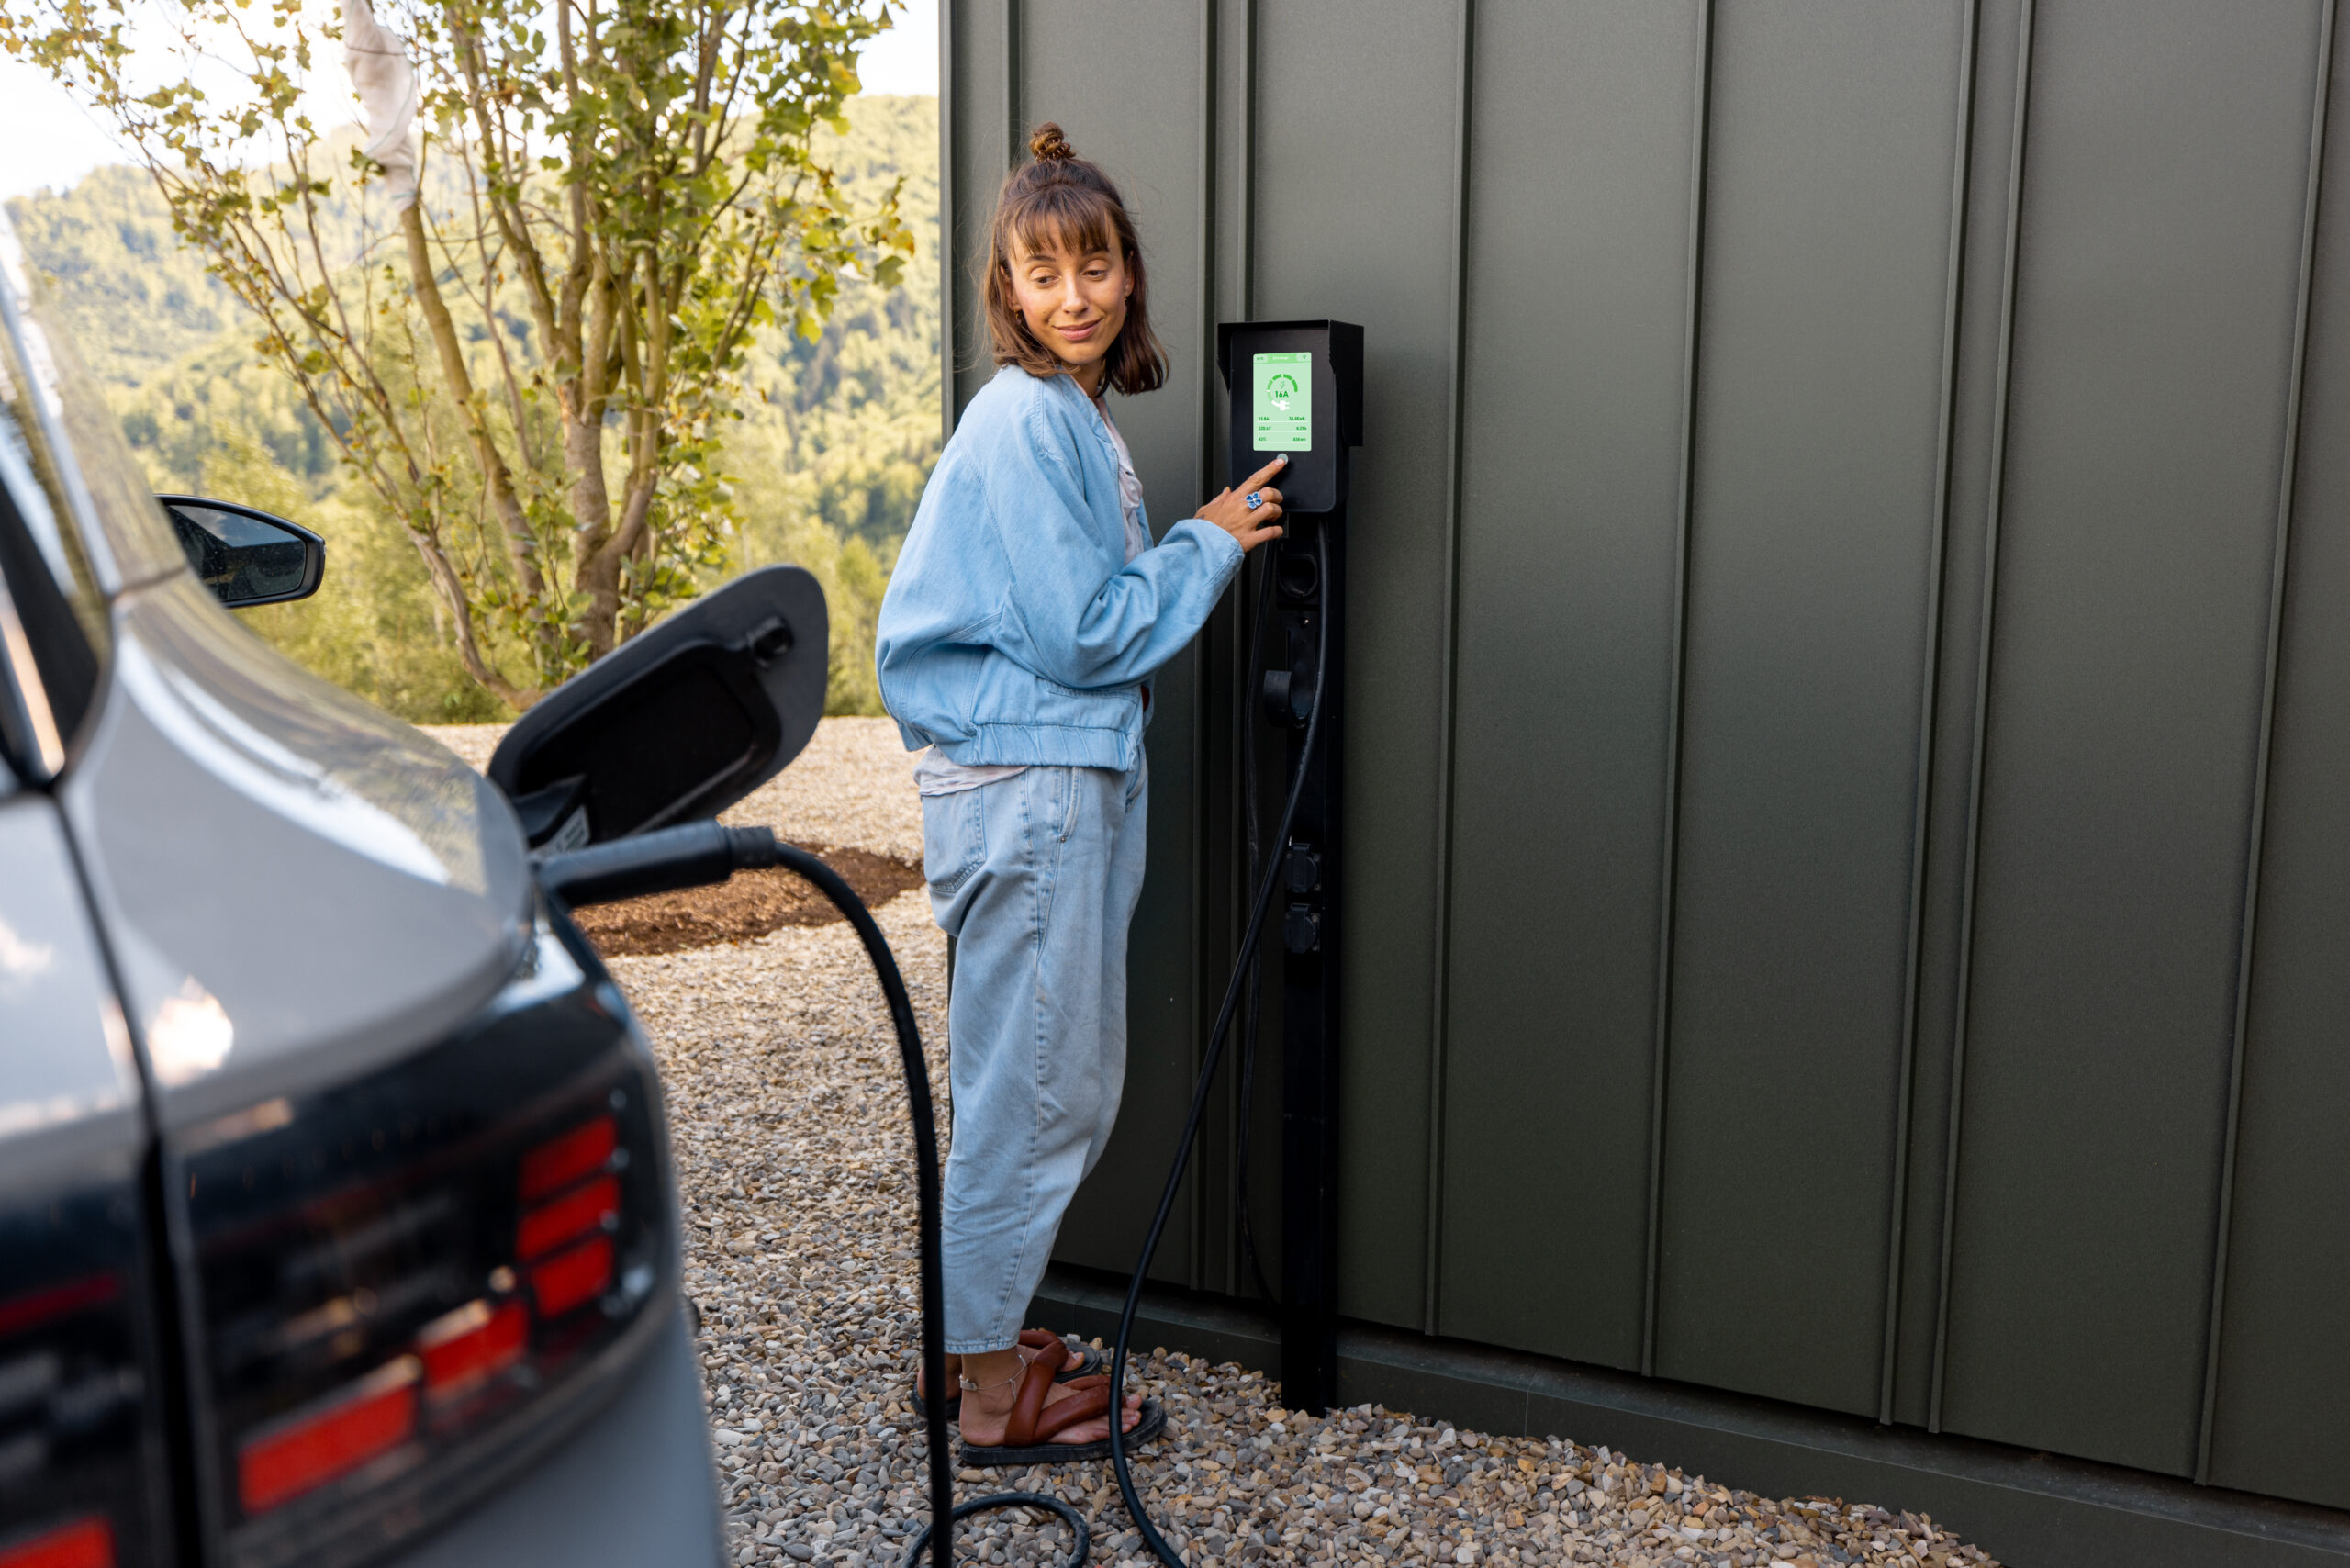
[402,527,537,711]
[400,205,549,637]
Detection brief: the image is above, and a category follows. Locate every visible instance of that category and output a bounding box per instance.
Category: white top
[912,392,1150,797]
[1100,402,1152,563]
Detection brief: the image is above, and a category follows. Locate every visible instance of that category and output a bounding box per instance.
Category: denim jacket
[876,365,1243,770]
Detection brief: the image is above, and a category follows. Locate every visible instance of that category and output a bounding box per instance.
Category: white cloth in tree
[340,0,420,211]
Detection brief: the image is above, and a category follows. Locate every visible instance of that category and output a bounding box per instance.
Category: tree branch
[400,200,551,616]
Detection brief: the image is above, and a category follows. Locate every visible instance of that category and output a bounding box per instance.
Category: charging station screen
[1252,352,1314,451]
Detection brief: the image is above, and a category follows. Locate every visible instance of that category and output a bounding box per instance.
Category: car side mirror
[157,495,326,608]
[485,565,829,850]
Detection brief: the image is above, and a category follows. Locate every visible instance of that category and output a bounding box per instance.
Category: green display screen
[1252,352,1314,451]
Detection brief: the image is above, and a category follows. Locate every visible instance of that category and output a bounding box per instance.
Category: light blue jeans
[923,762,1148,1353]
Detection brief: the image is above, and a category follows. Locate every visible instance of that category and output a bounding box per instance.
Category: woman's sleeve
[981,401,1244,689]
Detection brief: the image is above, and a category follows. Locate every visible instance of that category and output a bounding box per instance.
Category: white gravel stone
[426,720,2002,1568]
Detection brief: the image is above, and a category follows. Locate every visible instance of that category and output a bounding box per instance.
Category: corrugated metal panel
[1654,0,1970,1419]
[2192,0,2350,1508]
[943,0,2350,1515]
[1936,0,2329,1476]
[1887,0,2035,1431]
[1248,0,1465,1332]
[1438,0,1703,1376]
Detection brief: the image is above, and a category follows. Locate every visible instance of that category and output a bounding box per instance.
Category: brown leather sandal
[955,1334,1165,1467]
[909,1328,1106,1421]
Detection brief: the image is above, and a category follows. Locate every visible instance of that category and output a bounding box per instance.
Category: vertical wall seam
[1880,0,1984,1429]
[1421,0,1478,1339]
[1189,0,1219,1294]
[1239,0,1256,319]
[1003,0,1020,167]
[1197,0,1222,515]
[2194,0,2337,1486]
[1930,0,2036,1435]
[938,0,958,441]
[1642,0,1716,1381]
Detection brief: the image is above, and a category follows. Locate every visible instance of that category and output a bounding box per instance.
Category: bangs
[1004,185,1121,262]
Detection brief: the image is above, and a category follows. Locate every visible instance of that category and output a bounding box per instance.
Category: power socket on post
[1218,320,1362,1417]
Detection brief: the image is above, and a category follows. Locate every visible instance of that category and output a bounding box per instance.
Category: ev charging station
[1217,320,1363,1417]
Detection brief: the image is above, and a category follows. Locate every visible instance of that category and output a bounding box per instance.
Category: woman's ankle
[915,1352,966,1395]
[957,1347,1024,1388]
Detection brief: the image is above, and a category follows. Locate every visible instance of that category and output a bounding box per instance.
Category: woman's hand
[1195,455,1289,553]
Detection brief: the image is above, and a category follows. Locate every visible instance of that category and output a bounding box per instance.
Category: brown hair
[982,122,1169,396]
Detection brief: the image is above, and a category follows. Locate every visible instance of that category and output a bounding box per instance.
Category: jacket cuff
[1169,515,1245,576]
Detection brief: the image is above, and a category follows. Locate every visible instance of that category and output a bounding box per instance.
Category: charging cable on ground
[540,522,1329,1568]
[542,830,1072,1567]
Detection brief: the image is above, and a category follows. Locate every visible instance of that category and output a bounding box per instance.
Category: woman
[876,122,1288,1464]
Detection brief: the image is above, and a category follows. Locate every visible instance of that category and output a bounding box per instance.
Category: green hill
[7,162,237,385]
[6,95,942,721]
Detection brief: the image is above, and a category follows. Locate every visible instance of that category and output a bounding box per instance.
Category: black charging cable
[1106,521,1330,1568]
[540,830,1084,1568]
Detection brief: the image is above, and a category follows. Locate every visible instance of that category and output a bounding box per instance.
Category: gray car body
[0,214,725,1563]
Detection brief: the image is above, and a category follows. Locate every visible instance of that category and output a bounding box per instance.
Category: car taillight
[0,1516,115,1568]
[518,1167,620,1261]
[236,1358,417,1515]
[416,1298,525,1400]
[173,919,677,1568]
[0,1171,171,1568]
[520,1117,617,1200]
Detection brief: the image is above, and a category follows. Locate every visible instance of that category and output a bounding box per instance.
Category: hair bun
[1029,122,1077,162]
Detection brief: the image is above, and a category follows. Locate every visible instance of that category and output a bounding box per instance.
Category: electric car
[0,207,832,1565]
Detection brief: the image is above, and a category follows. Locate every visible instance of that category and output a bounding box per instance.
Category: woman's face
[1009,234,1131,390]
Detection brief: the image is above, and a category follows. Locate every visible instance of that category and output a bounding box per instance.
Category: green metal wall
[943,0,2350,1518]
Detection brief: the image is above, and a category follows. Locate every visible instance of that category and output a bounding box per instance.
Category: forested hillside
[6,95,941,720]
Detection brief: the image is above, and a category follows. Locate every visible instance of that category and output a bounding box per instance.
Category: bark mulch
[570,846,927,957]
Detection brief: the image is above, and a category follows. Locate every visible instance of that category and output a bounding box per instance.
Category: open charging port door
[485,566,828,849]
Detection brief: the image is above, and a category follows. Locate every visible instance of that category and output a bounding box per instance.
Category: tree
[3,0,913,707]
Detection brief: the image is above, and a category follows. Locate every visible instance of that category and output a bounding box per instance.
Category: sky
[0,0,939,200]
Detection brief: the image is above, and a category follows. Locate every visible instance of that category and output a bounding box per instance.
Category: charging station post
[1218,319,1363,1417]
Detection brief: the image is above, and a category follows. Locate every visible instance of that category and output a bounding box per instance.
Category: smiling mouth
[1058,320,1101,342]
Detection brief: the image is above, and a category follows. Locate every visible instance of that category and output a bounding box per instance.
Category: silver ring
[1245,491,1264,510]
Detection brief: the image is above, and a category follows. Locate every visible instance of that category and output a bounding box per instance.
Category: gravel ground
[424,720,2002,1568]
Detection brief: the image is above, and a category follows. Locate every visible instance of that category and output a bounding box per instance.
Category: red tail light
[236,1359,419,1513]
[527,1236,614,1319]
[519,1115,617,1201]
[517,1170,620,1260]
[417,1299,527,1400]
[0,1517,114,1568]
[0,1277,119,1339]
[175,923,677,1568]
